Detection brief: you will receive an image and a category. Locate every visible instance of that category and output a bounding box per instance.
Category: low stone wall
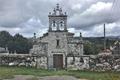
[36,56,47,69]
[67,55,120,71]
[0,54,120,71]
[0,54,48,69]
[67,56,90,70]
[89,55,120,71]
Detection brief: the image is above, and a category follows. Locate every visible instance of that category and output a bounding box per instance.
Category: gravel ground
[3,75,87,80]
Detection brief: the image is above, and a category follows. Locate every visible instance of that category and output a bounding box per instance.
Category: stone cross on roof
[50,4,64,15]
[48,4,67,31]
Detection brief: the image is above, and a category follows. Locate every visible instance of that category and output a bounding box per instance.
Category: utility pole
[104,24,106,50]
[33,33,36,43]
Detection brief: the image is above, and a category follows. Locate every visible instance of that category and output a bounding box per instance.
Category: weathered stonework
[36,57,47,69]
[30,4,84,69]
[67,56,89,70]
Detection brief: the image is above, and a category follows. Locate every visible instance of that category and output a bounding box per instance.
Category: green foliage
[0,31,117,54]
[84,41,101,55]
[84,37,116,55]
[0,66,120,80]
[84,41,94,55]
[0,31,32,54]
[0,31,13,48]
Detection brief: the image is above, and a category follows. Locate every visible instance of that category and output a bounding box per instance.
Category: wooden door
[53,54,63,69]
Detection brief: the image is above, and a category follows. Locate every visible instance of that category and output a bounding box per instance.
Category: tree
[12,34,32,54]
[84,41,102,55]
[0,31,13,48]
[84,41,94,55]
[0,31,32,54]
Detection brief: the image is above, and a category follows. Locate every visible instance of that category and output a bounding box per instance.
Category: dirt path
[3,75,87,80]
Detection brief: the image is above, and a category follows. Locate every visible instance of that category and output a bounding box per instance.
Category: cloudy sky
[0,0,120,37]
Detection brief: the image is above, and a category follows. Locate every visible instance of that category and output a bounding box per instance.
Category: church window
[56,39,60,47]
[60,21,63,26]
[53,21,55,27]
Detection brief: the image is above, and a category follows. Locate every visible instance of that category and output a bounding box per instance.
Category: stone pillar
[49,21,52,31]
[65,56,67,70]
[57,21,60,31]
[48,55,53,69]
[36,57,41,69]
[79,32,83,55]
[64,19,67,31]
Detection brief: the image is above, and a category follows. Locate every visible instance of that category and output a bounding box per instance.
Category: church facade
[30,4,84,69]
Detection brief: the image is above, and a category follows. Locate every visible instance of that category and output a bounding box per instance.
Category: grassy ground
[0,66,120,80]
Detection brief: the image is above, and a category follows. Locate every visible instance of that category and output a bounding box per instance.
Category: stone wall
[0,54,48,69]
[67,55,120,71]
[89,55,120,71]
[67,56,89,70]
[1,54,120,71]
[36,56,47,69]
[68,43,83,56]
[30,43,48,56]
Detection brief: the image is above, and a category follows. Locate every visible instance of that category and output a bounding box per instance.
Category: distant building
[30,4,84,69]
[0,47,9,54]
[0,47,7,53]
[110,41,120,56]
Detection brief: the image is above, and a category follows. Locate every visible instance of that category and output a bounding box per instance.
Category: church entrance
[53,54,63,69]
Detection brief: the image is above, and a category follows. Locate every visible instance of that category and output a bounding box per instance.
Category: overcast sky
[0,0,120,37]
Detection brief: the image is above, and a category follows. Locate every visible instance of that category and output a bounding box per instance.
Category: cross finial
[80,32,82,37]
[34,33,36,36]
[34,33,36,39]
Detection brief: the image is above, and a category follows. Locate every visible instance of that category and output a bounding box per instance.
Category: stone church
[30,4,84,69]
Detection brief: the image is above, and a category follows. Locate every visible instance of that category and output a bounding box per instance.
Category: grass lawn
[0,66,120,80]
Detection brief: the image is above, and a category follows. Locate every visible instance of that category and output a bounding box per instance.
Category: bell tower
[48,4,67,32]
